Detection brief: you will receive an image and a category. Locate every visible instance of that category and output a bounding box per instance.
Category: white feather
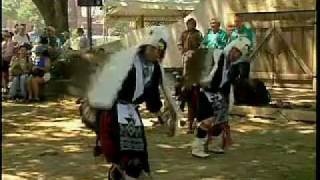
[88,47,137,109]
[87,26,171,109]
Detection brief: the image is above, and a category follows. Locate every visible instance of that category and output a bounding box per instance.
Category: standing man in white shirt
[13,24,31,46]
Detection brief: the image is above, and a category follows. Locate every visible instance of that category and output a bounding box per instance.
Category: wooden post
[140,15,145,28]
[313,24,316,91]
[87,6,93,50]
[103,15,106,43]
[135,19,139,30]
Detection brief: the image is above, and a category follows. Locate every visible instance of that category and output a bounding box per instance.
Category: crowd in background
[2,23,90,102]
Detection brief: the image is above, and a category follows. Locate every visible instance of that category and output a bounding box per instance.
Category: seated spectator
[31,36,49,62]
[45,26,58,48]
[8,45,33,100]
[27,50,51,102]
[44,26,61,61]
[2,31,16,94]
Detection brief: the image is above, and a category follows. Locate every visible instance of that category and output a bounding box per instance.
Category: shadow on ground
[2,98,316,180]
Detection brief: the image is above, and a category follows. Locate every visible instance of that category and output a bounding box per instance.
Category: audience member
[27,50,51,102]
[2,31,16,94]
[13,24,31,46]
[8,45,33,100]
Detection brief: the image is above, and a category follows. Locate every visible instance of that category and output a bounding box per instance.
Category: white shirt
[13,34,30,45]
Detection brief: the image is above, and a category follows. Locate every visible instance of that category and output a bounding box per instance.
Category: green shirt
[230,25,256,52]
[48,36,59,48]
[202,29,228,49]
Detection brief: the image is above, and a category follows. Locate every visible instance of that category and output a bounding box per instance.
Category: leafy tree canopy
[3,0,44,26]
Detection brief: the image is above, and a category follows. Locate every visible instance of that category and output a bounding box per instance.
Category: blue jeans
[9,74,29,98]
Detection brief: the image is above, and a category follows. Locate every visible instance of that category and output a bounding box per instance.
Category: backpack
[234,79,271,106]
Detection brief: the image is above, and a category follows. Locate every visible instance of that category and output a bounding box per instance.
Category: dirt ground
[2,97,316,180]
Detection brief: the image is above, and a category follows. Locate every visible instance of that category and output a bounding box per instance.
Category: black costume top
[197,53,248,122]
[98,60,163,174]
[117,61,162,112]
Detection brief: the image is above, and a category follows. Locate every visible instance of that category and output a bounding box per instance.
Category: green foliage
[2,0,19,20]
[3,0,44,25]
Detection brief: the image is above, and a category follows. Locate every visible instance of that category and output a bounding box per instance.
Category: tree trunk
[32,0,69,33]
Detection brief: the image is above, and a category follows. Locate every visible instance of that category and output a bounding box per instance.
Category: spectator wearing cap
[8,45,33,100]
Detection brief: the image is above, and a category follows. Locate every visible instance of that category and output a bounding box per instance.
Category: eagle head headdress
[87,26,170,109]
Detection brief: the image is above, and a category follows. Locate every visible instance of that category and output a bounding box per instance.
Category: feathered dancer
[191,37,251,158]
[80,26,180,179]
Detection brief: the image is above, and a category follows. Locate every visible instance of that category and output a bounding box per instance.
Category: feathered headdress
[224,37,251,58]
[87,26,169,109]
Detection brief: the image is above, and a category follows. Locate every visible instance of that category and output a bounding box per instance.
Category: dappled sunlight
[196,166,207,170]
[3,95,316,179]
[28,120,84,131]
[233,124,266,133]
[155,169,170,174]
[142,117,158,127]
[178,143,192,149]
[247,117,274,124]
[298,129,315,134]
[62,145,85,153]
[3,173,41,180]
[156,144,177,149]
[201,176,227,180]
